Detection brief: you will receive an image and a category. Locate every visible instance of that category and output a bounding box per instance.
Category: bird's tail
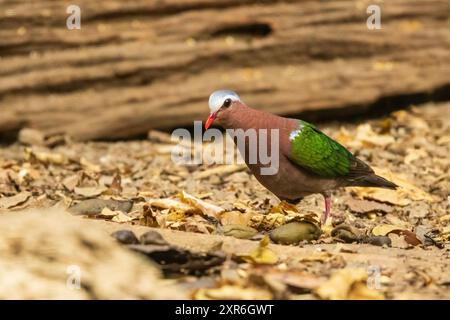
[351,174,398,189]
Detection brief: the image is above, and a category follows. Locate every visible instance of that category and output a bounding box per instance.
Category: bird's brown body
[207,90,397,223]
[218,102,341,201]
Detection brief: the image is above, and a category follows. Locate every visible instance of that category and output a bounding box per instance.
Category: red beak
[205,113,216,130]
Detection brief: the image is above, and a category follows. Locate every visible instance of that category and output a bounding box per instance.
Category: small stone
[140,231,169,245]
[69,199,133,215]
[331,224,360,243]
[364,236,392,247]
[111,230,139,245]
[270,222,321,245]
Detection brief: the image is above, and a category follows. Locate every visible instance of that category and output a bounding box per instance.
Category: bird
[205,89,398,224]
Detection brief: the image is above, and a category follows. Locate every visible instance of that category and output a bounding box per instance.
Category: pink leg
[322,195,332,225]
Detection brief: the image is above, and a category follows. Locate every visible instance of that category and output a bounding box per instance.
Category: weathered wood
[0,0,449,140]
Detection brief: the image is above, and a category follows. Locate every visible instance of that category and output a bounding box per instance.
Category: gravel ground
[0,102,449,299]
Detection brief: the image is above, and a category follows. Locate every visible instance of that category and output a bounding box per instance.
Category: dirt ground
[0,101,449,299]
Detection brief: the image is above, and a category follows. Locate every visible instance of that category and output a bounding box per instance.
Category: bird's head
[205,90,241,129]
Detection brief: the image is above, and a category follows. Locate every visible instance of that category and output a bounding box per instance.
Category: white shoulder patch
[289,129,302,141]
[289,122,305,141]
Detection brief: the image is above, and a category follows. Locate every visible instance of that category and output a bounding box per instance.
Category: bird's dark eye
[222,98,232,108]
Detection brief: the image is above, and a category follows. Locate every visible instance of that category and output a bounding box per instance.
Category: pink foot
[322,194,332,225]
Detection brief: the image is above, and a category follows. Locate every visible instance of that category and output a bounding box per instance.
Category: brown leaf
[109,173,122,195]
[249,213,286,231]
[99,207,119,218]
[238,236,278,265]
[74,186,108,198]
[350,167,436,206]
[315,268,384,300]
[79,157,102,173]
[111,212,134,223]
[0,192,31,209]
[220,210,252,226]
[388,233,409,249]
[336,124,394,148]
[146,198,199,215]
[179,191,224,218]
[372,224,403,236]
[392,230,422,246]
[0,170,16,195]
[24,148,68,165]
[62,174,79,191]
[346,198,393,215]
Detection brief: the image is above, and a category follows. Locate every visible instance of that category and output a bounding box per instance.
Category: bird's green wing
[288,120,370,178]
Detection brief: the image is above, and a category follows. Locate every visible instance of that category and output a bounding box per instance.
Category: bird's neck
[221,103,286,131]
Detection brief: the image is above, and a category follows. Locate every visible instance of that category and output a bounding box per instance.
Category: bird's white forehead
[208,90,240,114]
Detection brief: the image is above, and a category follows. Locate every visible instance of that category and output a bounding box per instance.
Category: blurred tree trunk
[0,0,449,140]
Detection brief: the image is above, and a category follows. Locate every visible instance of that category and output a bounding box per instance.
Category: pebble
[140,231,169,245]
[111,230,139,245]
[270,222,321,245]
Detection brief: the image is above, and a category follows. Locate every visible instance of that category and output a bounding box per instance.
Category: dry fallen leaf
[388,233,409,249]
[297,252,327,263]
[249,213,286,231]
[238,235,278,265]
[372,224,421,246]
[79,157,102,172]
[146,198,199,215]
[179,191,224,218]
[347,282,385,300]
[112,212,134,223]
[392,110,429,130]
[372,224,403,236]
[436,135,450,146]
[220,210,252,226]
[350,167,436,206]
[315,268,384,300]
[336,124,395,148]
[74,186,108,198]
[0,170,16,195]
[395,230,422,246]
[99,207,119,218]
[439,226,450,241]
[0,192,31,209]
[404,148,428,165]
[62,174,79,191]
[270,201,298,214]
[24,148,68,165]
[346,198,393,215]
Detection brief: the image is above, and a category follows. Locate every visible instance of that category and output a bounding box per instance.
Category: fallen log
[0,0,449,140]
